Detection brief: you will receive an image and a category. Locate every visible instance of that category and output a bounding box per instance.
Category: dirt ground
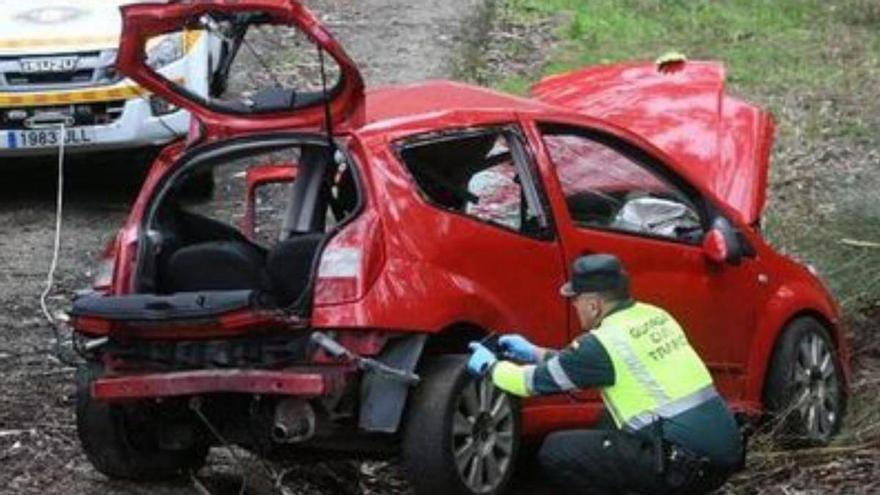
[0,1,483,494]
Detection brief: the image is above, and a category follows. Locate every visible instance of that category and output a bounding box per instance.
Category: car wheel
[402,355,520,495]
[75,362,208,480]
[764,317,845,445]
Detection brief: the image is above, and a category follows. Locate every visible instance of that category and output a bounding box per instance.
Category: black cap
[560,254,629,297]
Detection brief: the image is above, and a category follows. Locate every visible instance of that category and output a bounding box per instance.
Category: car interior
[135,142,359,313]
[399,129,545,237]
[565,189,703,242]
[540,128,706,244]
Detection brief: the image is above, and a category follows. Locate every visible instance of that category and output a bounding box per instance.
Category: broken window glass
[399,128,542,236]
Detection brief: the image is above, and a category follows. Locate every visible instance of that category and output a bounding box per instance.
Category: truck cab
[0,1,223,157]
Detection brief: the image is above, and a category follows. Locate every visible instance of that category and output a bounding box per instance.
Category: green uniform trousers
[537,428,732,495]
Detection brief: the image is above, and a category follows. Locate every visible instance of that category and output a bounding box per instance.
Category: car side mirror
[243,164,297,240]
[702,217,743,266]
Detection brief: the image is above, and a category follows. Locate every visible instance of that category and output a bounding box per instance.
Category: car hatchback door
[115,0,365,139]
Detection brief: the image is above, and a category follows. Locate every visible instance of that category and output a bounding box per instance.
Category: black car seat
[265,233,326,307]
[163,241,268,293]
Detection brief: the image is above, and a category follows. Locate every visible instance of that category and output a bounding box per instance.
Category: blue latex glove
[499,334,538,363]
[467,342,498,377]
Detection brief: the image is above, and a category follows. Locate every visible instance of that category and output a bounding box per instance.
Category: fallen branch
[0,429,36,438]
[841,238,880,248]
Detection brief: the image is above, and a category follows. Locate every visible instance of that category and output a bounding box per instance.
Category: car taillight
[314,212,385,306]
[92,235,120,292]
[92,257,115,292]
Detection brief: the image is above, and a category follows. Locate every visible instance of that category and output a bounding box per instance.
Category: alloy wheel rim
[452,376,515,494]
[793,333,839,440]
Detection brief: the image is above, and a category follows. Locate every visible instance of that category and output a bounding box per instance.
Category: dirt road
[0,1,484,494]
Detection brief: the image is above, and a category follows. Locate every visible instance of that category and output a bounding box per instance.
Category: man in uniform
[467,254,743,494]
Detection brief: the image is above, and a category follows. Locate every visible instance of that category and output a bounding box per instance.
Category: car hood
[531,61,775,226]
[0,1,148,55]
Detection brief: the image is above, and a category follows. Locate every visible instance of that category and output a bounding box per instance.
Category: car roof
[360,80,558,128]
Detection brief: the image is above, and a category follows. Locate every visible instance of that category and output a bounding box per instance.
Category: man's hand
[499,334,539,363]
[467,342,498,377]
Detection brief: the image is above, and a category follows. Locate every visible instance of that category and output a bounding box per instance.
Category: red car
[69,1,850,494]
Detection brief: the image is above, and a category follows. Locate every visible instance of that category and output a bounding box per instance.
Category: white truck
[0,1,223,157]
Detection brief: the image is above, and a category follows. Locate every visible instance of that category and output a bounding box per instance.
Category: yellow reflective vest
[592,303,717,431]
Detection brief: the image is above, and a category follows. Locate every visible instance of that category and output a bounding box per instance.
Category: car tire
[75,362,209,480]
[763,317,845,446]
[402,355,520,495]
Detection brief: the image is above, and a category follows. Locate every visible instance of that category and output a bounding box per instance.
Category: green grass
[766,212,880,309]
[502,0,878,94]
[497,0,880,311]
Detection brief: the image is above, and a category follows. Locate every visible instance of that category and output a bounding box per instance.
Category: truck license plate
[5,128,95,149]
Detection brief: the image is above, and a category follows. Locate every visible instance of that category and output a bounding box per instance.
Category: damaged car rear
[68,0,399,481]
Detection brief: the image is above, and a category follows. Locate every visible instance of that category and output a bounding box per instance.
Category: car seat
[163,241,268,293]
[265,233,326,307]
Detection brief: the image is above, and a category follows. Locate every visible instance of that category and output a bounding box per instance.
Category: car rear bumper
[0,97,188,157]
[92,367,349,402]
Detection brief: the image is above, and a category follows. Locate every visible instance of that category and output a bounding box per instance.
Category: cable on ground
[38,122,79,367]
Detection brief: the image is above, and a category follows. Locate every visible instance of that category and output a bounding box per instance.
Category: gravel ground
[0,1,484,494]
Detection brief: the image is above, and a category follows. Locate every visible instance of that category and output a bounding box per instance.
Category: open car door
[116,0,365,139]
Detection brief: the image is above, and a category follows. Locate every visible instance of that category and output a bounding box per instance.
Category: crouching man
[467,254,744,495]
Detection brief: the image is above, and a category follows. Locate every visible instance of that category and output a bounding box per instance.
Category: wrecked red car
[69,1,850,494]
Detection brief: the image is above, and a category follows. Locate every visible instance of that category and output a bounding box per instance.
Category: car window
[399,129,545,236]
[170,148,357,245]
[540,125,704,244]
[137,11,342,114]
[216,19,342,112]
[173,148,301,247]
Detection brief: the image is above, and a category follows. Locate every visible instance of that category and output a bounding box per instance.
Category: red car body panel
[531,62,775,225]
[361,81,555,129]
[73,308,302,340]
[93,367,348,402]
[76,0,851,439]
[313,109,571,344]
[242,164,298,239]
